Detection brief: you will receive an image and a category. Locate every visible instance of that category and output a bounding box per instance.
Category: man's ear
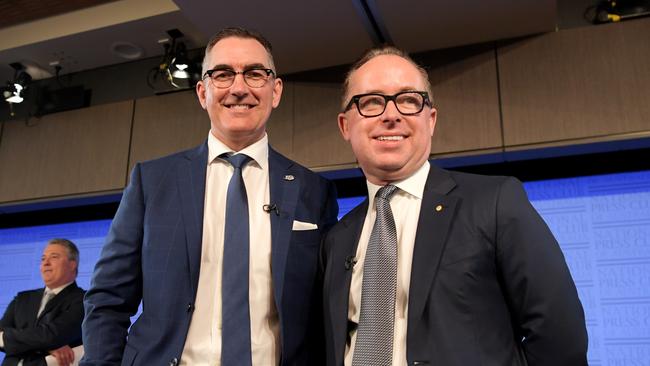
[429,107,437,136]
[196,80,207,110]
[338,113,351,141]
[272,77,283,108]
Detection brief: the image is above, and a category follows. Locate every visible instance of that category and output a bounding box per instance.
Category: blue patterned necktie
[353,184,399,366]
[221,153,253,366]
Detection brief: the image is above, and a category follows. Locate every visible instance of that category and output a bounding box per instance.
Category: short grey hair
[201,26,276,75]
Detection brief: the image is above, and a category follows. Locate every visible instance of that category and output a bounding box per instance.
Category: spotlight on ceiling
[4,62,32,104]
[169,42,191,80]
[148,29,199,91]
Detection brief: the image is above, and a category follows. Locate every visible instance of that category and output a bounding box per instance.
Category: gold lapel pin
[284,175,295,181]
[435,204,444,212]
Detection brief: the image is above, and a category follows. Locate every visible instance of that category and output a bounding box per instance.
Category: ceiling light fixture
[111,41,144,60]
[4,63,32,104]
[169,42,191,80]
[148,29,199,91]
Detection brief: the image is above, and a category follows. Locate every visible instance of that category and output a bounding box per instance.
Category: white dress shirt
[345,162,430,366]
[180,133,279,366]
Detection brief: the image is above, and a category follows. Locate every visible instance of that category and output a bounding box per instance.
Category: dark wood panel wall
[129,91,210,174]
[0,101,133,203]
[498,18,650,148]
[1,18,649,205]
[425,43,502,156]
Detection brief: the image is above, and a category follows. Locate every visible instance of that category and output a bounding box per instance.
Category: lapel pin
[284,175,295,181]
[435,204,444,212]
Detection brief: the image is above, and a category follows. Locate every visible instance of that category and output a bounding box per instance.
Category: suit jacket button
[169,357,178,366]
[187,303,193,313]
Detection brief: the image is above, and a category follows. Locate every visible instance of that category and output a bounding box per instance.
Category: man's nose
[229,73,249,95]
[381,100,402,122]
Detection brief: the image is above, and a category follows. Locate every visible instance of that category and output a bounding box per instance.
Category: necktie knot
[376,184,397,201]
[222,153,251,169]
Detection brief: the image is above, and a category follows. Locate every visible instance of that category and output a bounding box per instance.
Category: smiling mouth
[225,104,255,110]
[376,135,405,141]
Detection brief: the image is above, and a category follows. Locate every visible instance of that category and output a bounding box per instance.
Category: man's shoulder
[445,169,512,187]
[139,143,206,168]
[432,166,525,207]
[64,282,87,296]
[128,143,207,182]
[13,288,43,301]
[426,163,514,191]
[16,288,43,296]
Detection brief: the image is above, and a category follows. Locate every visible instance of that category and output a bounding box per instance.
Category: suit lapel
[268,148,300,312]
[407,164,459,326]
[37,283,79,320]
[177,143,208,297]
[31,289,45,321]
[328,200,367,366]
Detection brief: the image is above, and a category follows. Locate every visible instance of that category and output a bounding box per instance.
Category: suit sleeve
[308,178,338,365]
[320,179,339,234]
[0,296,17,350]
[81,164,146,366]
[495,177,588,366]
[317,179,339,287]
[1,291,84,356]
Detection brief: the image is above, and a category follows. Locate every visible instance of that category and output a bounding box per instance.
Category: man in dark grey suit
[1,239,85,366]
[322,45,588,366]
[81,27,337,366]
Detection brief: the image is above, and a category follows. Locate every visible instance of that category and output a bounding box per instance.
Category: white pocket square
[292,220,318,231]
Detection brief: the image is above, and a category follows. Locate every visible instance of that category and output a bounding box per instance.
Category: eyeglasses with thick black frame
[343,91,432,117]
[203,68,275,88]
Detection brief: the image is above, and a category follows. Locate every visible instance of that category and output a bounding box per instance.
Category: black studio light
[3,63,32,104]
[168,42,191,80]
[148,29,200,91]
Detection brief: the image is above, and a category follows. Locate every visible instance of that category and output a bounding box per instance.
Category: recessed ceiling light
[111,42,144,60]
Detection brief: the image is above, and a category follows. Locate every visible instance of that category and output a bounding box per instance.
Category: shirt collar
[207,132,269,171]
[46,281,73,295]
[366,161,430,206]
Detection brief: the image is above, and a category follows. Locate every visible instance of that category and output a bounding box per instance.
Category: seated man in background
[0,239,85,366]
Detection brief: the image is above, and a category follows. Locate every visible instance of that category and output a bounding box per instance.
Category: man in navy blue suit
[81,27,338,366]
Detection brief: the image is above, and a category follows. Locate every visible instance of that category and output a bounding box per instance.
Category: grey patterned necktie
[37,290,55,317]
[353,184,398,366]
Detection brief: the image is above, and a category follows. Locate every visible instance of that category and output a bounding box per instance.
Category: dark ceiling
[0,0,597,85]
